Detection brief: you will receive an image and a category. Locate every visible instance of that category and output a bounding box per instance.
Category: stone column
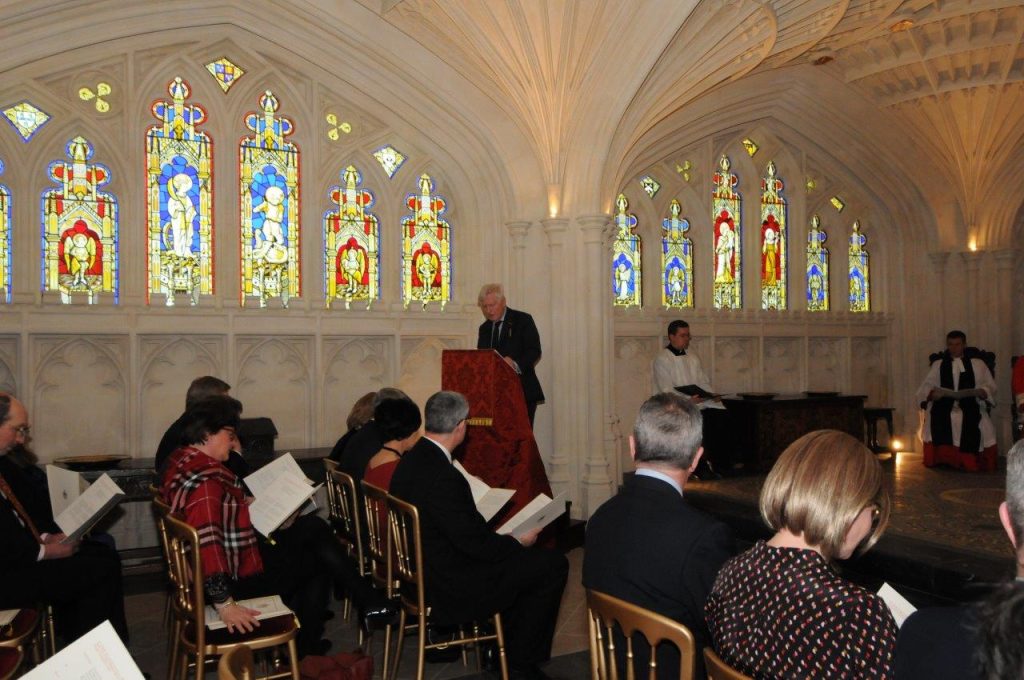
[577,214,616,517]
[540,217,572,506]
[994,249,1018,447]
[927,252,950,331]
[961,251,982,338]
[505,220,532,296]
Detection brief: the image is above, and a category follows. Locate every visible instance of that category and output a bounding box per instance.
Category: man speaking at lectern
[477,283,544,427]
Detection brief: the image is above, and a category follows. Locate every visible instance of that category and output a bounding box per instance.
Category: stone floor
[125,547,589,680]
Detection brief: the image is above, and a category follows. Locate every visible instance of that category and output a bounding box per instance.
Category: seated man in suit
[0,392,129,644]
[476,283,544,427]
[896,437,1024,680]
[584,392,734,679]
[915,330,997,471]
[389,391,568,680]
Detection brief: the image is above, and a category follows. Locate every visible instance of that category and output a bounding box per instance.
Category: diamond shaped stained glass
[373,145,406,179]
[205,58,245,93]
[640,175,660,198]
[3,101,50,142]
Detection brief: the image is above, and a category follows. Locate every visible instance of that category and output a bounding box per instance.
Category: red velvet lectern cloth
[442,349,552,524]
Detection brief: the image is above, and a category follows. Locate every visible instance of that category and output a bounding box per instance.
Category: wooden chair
[152,490,185,680]
[0,608,43,669]
[325,462,368,622]
[163,513,300,680]
[360,481,396,673]
[218,644,255,680]
[703,647,753,680]
[0,647,23,680]
[386,494,509,680]
[586,589,695,680]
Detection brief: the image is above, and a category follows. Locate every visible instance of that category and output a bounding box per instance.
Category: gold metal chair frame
[162,513,301,680]
[586,589,696,680]
[385,493,509,680]
[702,647,753,680]
[0,647,23,680]
[324,461,368,625]
[218,643,255,680]
[360,481,397,675]
[0,608,43,673]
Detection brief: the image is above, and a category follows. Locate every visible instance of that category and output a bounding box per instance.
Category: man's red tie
[0,472,42,541]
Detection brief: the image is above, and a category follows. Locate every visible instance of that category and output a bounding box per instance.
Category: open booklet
[22,620,144,680]
[244,453,321,537]
[932,387,986,400]
[877,582,916,627]
[496,491,567,537]
[47,470,126,543]
[674,384,726,410]
[204,594,293,630]
[453,460,515,522]
[0,609,17,627]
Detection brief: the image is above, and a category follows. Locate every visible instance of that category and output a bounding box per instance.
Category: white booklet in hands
[204,594,293,630]
[878,582,916,627]
[453,460,516,522]
[243,452,313,497]
[22,620,144,680]
[247,474,321,537]
[54,473,126,543]
[497,491,567,537]
[46,464,89,517]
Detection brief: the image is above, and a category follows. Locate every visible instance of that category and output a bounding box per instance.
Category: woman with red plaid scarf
[161,395,393,657]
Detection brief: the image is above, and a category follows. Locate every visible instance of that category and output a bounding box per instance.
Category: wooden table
[721,394,866,471]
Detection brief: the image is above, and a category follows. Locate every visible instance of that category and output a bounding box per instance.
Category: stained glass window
[848,220,870,312]
[806,214,829,311]
[205,57,245,93]
[3,101,50,142]
[41,137,118,304]
[612,193,642,308]
[146,77,213,306]
[661,199,692,308]
[325,165,379,309]
[712,154,741,309]
[760,161,787,310]
[401,173,450,309]
[240,90,300,308]
[0,159,9,303]
[374,145,406,179]
[639,176,660,198]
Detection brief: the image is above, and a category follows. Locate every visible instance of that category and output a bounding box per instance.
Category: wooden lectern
[442,349,552,523]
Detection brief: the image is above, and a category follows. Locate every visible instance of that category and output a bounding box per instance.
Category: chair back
[326,465,366,575]
[586,589,695,680]
[702,647,752,680]
[163,513,209,650]
[385,495,426,617]
[360,481,392,591]
[218,643,255,679]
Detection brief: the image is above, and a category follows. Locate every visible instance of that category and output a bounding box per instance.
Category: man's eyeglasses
[10,425,30,438]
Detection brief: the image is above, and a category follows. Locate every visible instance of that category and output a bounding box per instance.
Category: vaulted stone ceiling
[367,0,1024,244]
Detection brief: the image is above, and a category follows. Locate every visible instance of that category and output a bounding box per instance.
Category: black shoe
[359,600,399,630]
[423,625,462,663]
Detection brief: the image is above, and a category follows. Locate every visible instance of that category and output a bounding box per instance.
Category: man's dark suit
[476,307,544,423]
[389,436,568,666]
[894,606,981,680]
[583,473,734,679]
[0,454,129,643]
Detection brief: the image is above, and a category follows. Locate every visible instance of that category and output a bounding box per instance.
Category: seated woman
[705,430,896,679]
[363,398,422,492]
[161,395,392,657]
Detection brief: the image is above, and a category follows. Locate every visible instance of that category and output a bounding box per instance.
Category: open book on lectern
[46,467,126,543]
[244,453,321,537]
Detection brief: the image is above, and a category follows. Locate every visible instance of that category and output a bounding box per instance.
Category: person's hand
[691,395,704,404]
[278,508,302,530]
[42,532,67,545]
[927,388,942,401]
[516,527,542,547]
[218,603,262,634]
[42,539,80,560]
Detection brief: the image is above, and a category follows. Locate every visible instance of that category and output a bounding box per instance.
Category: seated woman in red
[161,395,390,657]
[363,398,422,492]
[705,430,897,679]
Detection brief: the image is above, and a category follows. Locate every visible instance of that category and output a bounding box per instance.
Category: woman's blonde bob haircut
[760,429,890,561]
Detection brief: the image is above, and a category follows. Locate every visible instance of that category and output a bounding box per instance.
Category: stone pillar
[961,251,982,338]
[994,249,1018,447]
[927,252,950,332]
[577,214,616,516]
[505,220,532,296]
[540,217,572,506]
